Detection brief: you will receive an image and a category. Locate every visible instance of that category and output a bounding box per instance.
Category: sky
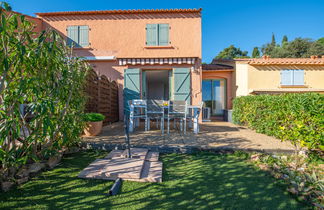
[7,0,324,63]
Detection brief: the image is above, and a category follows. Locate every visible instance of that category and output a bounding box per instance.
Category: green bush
[84,113,105,122]
[233,93,324,151]
[0,4,89,170]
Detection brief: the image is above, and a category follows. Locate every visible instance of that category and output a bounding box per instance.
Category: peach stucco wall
[38,12,201,59]
[202,70,234,109]
[234,62,324,96]
[37,11,202,120]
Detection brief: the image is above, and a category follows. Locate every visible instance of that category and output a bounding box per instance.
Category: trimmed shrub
[84,113,105,122]
[233,93,324,151]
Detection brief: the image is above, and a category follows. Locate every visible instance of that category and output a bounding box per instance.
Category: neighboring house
[204,56,324,119]
[35,9,202,119]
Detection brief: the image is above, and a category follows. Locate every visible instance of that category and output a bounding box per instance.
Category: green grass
[0,150,309,210]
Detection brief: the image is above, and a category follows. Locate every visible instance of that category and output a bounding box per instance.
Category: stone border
[81,142,295,155]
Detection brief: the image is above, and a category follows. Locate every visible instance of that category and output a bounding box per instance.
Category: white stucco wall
[235,63,249,96]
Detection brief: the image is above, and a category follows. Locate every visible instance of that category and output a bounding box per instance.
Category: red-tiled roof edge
[233,57,324,65]
[35,8,202,16]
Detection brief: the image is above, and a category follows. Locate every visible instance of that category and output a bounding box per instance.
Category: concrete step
[145,151,159,162]
[121,148,148,160]
[105,150,123,159]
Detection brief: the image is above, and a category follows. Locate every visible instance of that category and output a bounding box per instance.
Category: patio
[83,121,296,154]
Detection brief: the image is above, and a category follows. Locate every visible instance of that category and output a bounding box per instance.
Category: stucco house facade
[203,57,324,119]
[35,9,202,120]
[15,8,324,121]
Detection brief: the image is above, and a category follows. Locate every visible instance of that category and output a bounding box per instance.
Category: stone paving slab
[78,159,111,179]
[105,150,124,159]
[121,148,148,159]
[103,158,144,179]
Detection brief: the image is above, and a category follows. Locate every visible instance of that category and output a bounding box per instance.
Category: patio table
[129,101,200,134]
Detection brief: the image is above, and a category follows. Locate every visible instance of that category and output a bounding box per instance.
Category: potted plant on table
[83,113,105,136]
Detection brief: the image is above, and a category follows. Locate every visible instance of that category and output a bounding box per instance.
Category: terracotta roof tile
[35,8,202,16]
[244,57,324,65]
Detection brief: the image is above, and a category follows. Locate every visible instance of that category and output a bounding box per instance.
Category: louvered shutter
[158,24,169,46]
[67,26,79,47]
[293,70,304,85]
[281,70,293,85]
[79,26,89,47]
[146,24,158,46]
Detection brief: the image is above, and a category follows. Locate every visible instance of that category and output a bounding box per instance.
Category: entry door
[202,79,226,115]
[124,68,140,115]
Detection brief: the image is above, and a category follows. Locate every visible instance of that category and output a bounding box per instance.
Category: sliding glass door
[202,79,226,115]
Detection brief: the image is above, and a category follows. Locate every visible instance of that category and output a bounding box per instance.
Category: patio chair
[128,99,147,132]
[167,100,187,134]
[146,100,165,134]
[186,101,204,134]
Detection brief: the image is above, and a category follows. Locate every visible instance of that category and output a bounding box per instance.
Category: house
[15,8,324,122]
[202,56,324,120]
[35,9,202,120]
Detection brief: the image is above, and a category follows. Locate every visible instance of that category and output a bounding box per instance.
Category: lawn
[0,150,308,209]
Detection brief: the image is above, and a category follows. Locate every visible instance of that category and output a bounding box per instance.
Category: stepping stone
[121,148,148,160]
[145,152,159,162]
[103,158,144,179]
[138,161,163,182]
[105,150,123,159]
[78,159,111,179]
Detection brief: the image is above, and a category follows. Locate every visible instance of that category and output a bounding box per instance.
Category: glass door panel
[202,79,226,116]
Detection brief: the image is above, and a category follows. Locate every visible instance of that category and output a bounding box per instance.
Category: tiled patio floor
[82,121,296,154]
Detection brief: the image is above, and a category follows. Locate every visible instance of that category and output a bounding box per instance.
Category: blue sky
[8,0,324,63]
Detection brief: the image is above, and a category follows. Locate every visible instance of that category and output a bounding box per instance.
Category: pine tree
[282,35,288,45]
[271,33,276,46]
[252,47,260,58]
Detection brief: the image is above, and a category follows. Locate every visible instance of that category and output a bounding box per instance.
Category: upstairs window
[281,70,304,86]
[67,25,89,47]
[146,24,169,46]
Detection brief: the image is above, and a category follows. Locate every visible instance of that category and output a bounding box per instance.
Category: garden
[0,2,323,209]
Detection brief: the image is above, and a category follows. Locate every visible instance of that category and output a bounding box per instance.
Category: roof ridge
[35,8,202,16]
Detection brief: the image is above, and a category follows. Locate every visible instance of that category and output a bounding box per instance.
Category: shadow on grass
[0,151,309,209]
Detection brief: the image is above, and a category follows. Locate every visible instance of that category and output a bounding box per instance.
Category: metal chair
[186,101,204,134]
[128,99,147,132]
[146,100,165,134]
[167,100,187,134]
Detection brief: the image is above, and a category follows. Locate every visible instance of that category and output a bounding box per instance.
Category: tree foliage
[0,6,89,169]
[215,45,249,59]
[252,47,260,58]
[262,36,324,58]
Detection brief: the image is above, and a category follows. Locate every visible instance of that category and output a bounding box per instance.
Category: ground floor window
[202,79,226,115]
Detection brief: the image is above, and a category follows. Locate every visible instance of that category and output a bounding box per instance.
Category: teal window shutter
[173,68,191,104]
[124,68,141,115]
[79,26,89,47]
[281,70,293,85]
[146,24,158,46]
[293,70,304,85]
[67,26,79,47]
[158,24,169,46]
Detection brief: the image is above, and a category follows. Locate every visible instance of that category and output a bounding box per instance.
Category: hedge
[233,93,324,151]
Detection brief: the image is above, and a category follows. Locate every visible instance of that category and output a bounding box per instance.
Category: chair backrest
[128,99,147,117]
[147,100,164,114]
[169,100,187,115]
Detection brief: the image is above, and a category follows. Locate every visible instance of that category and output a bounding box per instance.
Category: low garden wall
[233,93,323,151]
